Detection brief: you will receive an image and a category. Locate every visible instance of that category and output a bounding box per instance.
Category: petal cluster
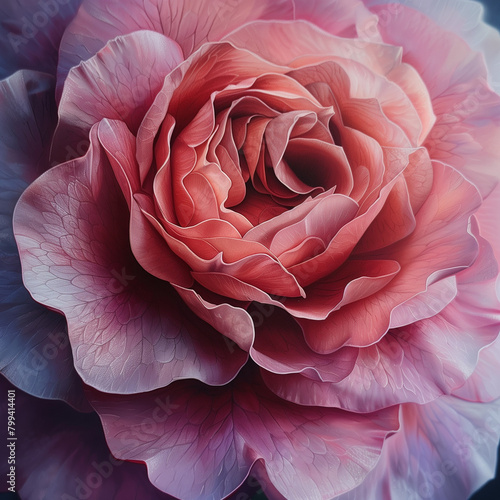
[2,1,500,499]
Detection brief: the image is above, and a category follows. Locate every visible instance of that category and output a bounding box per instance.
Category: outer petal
[453,335,500,403]
[89,367,399,500]
[0,376,173,500]
[338,395,500,500]
[293,0,377,38]
[52,30,183,165]
[366,2,500,196]
[0,70,87,409]
[56,0,295,97]
[263,219,500,412]
[264,301,499,413]
[0,0,81,79]
[299,162,481,352]
[13,127,247,394]
[475,183,500,272]
[363,0,500,92]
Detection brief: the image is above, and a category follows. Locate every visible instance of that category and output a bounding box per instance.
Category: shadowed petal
[0,70,87,409]
[0,376,174,500]
[249,307,357,382]
[89,366,399,500]
[0,0,81,79]
[13,126,247,394]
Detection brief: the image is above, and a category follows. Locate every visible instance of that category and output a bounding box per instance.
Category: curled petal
[52,30,183,164]
[14,127,246,393]
[299,162,481,353]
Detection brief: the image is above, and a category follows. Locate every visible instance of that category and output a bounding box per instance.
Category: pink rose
[2,0,500,498]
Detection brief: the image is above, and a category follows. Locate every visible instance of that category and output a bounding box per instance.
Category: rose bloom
[2,0,500,498]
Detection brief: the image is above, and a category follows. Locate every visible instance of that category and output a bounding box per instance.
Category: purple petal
[0,70,87,409]
[89,366,399,500]
[0,375,174,499]
[0,0,82,79]
[338,395,500,500]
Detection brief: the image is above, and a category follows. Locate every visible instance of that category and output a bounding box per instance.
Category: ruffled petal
[89,367,399,500]
[56,0,295,97]
[13,127,247,394]
[98,118,193,287]
[363,0,500,92]
[52,30,183,165]
[298,161,481,353]
[250,307,357,382]
[263,219,500,412]
[338,395,500,500]
[366,2,500,196]
[453,335,500,403]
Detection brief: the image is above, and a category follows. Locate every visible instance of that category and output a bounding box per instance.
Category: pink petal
[474,183,500,270]
[250,307,357,382]
[227,21,429,146]
[364,0,500,92]
[97,118,193,287]
[293,0,376,38]
[389,276,457,329]
[264,216,500,412]
[368,3,500,197]
[52,31,183,164]
[338,395,500,500]
[298,162,481,353]
[453,335,500,403]
[354,175,415,253]
[243,190,359,259]
[386,62,436,144]
[57,0,295,98]
[264,297,498,413]
[191,253,305,300]
[282,259,400,320]
[173,284,254,352]
[89,367,399,500]
[13,127,246,393]
[224,20,400,77]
